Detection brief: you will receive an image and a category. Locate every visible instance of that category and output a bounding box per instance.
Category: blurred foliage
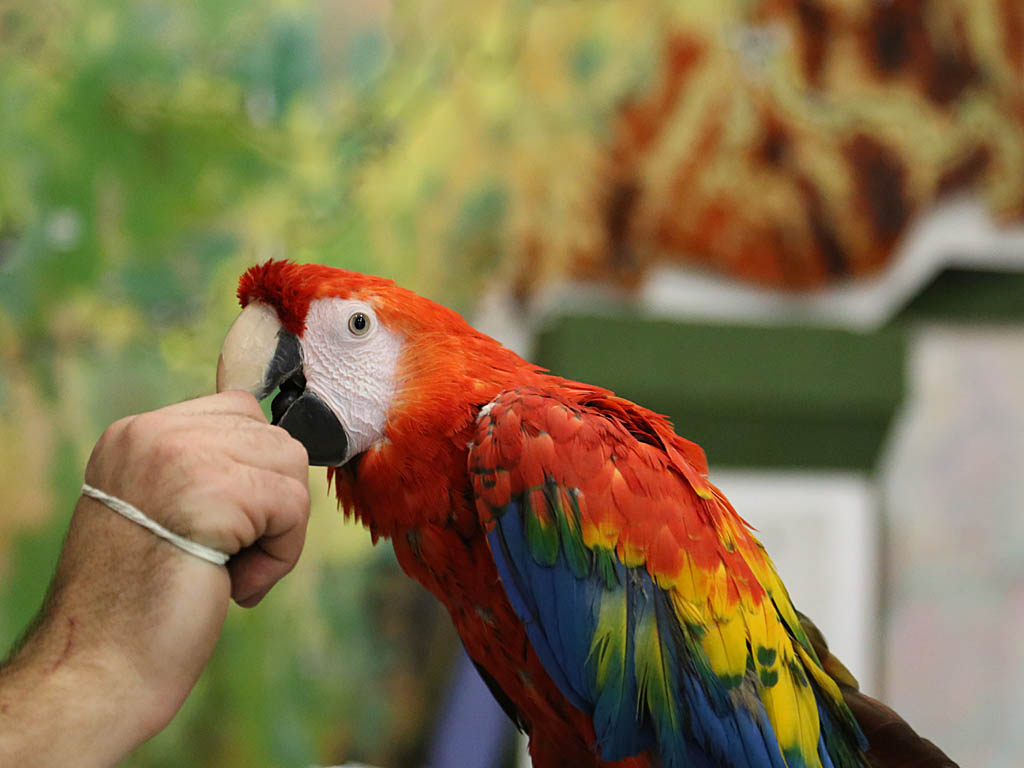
[0,0,654,341]
[0,0,479,765]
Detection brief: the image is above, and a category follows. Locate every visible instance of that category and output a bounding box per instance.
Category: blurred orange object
[524,0,1024,294]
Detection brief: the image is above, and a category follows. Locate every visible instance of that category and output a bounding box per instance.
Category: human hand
[0,391,310,767]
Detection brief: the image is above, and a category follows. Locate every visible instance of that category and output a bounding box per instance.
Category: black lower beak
[270,372,306,425]
[271,383,349,466]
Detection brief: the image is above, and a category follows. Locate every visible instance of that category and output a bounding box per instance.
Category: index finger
[158,391,268,422]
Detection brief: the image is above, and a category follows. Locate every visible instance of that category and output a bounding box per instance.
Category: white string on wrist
[80,482,231,566]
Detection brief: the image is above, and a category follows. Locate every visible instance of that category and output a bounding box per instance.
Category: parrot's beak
[217,302,349,466]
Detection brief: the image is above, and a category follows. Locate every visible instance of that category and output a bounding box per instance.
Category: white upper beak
[216,302,286,398]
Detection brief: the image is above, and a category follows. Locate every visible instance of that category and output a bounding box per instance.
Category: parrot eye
[348,311,371,337]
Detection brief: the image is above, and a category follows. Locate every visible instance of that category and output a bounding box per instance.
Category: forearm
[0,392,310,765]
[0,503,179,768]
[0,617,150,768]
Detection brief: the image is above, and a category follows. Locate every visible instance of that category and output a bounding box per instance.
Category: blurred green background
[0,0,663,763]
[0,1,501,765]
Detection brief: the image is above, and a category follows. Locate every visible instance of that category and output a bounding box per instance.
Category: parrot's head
[216,260,528,467]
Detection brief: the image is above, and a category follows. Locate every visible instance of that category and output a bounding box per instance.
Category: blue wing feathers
[488,499,595,711]
[485,491,847,768]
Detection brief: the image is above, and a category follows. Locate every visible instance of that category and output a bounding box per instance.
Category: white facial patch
[300,297,403,462]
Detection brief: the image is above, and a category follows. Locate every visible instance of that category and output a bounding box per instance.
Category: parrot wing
[469,385,867,768]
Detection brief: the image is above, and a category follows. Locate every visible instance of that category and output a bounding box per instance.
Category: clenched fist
[0,392,310,768]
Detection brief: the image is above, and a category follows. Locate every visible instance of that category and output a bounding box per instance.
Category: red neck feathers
[325,286,546,540]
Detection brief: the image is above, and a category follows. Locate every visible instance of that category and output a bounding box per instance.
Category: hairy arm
[0,391,310,767]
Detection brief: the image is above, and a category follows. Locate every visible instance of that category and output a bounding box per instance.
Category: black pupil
[352,313,367,332]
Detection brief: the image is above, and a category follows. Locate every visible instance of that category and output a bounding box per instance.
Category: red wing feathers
[470,385,868,768]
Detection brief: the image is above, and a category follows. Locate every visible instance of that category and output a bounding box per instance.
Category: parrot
[216,260,956,768]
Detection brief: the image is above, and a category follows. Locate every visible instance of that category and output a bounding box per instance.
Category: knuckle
[91,417,131,465]
[289,477,311,513]
[267,425,309,471]
[267,424,292,444]
[91,413,167,479]
[108,415,135,439]
[276,475,310,521]
[102,415,136,451]
[151,433,189,466]
[121,412,165,453]
[285,434,310,468]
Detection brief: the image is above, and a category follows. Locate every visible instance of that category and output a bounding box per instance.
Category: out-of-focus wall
[884,327,1024,767]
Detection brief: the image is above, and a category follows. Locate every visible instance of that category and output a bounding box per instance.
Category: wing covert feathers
[470,386,869,768]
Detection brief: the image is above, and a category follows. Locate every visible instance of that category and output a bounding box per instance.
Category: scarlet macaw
[216,261,954,768]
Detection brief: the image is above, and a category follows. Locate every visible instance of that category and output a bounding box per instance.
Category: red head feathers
[237,260,400,336]
[237,259,483,344]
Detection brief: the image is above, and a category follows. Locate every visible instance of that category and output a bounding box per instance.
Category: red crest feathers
[236,260,398,335]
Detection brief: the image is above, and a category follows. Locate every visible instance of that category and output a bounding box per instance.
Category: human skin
[0,391,311,767]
